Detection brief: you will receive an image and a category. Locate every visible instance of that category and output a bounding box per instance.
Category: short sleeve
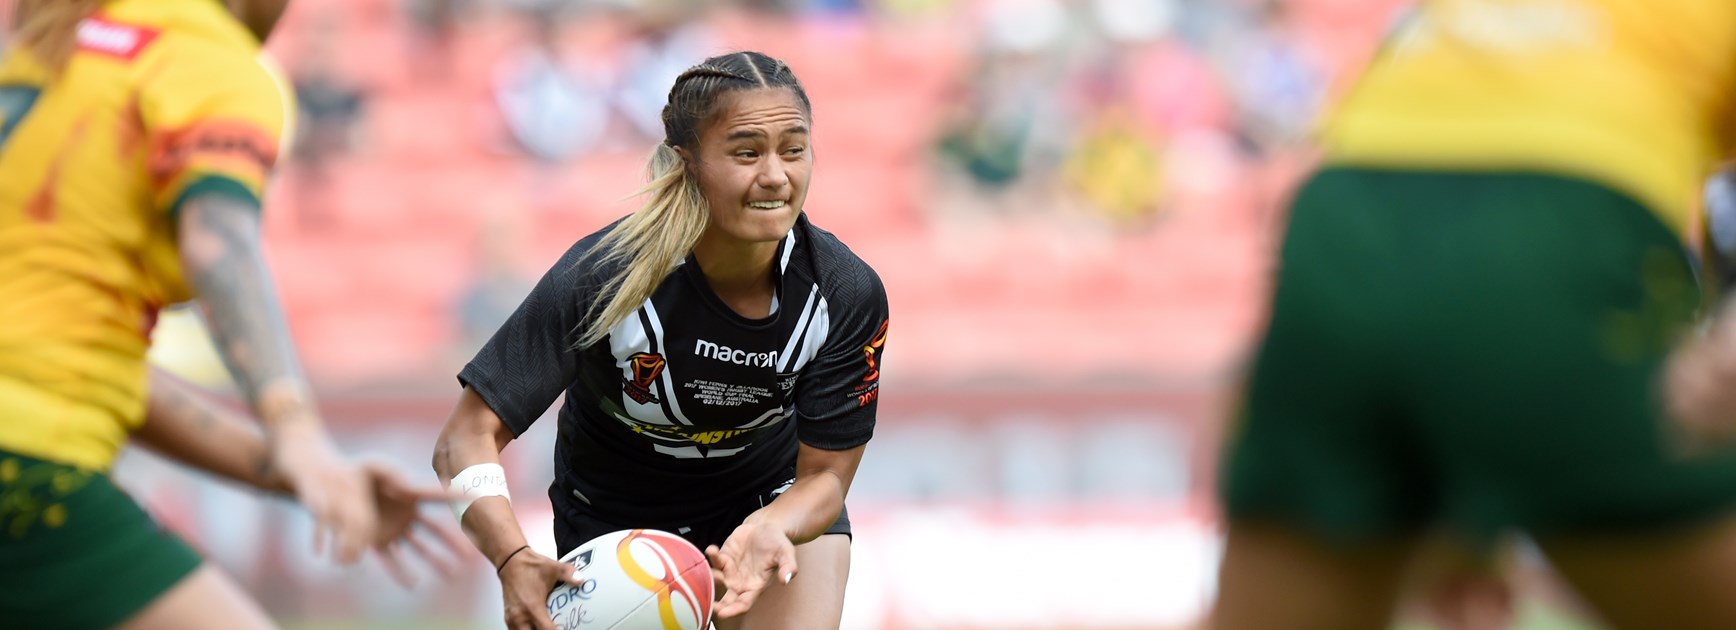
[794,263,889,450]
[458,238,602,436]
[139,42,289,217]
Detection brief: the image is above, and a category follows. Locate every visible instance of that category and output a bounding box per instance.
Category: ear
[672,145,702,176]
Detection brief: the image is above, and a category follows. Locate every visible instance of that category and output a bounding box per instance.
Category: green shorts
[0,450,203,629]
[1223,167,1736,542]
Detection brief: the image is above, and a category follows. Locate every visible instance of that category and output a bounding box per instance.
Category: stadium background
[1,0,1586,628]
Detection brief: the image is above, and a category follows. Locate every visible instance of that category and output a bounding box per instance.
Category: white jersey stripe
[778,228,797,273]
[642,301,692,426]
[776,284,820,372]
[787,295,830,374]
[654,444,748,458]
[607,305,675,426]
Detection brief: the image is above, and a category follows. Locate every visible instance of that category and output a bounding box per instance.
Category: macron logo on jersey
[694,339,778,368]
[76,18,159,61]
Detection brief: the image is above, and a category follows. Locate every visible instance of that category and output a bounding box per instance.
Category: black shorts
[554,475,852,555]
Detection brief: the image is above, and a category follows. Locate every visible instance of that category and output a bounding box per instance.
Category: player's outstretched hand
[271,422,378,566]
[498,547,586,630]
[1666,312,1736,447]
[358,459,468,587]
[707,521,796,619]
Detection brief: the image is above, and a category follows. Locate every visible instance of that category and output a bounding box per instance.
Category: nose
[756,158,790,191]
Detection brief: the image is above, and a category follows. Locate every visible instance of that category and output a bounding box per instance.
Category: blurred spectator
[1056,0,1220,228]
[404,0,469,84]
[1063,104,1164,228]
[1116,41,1229,138]
[1221,2,1324,153]
[727,0,801,13]
[800,0,865,15]
[492,7,609,163]
[869,0,959,19]
[604,0,716,145]
[932,0,1079,214]
[288,15,368,231]
[292,40,367,165]
[498,0,581,12]
[455,213,537,357]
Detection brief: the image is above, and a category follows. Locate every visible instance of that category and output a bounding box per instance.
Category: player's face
[690,88,811,246]
[224,0,291,42]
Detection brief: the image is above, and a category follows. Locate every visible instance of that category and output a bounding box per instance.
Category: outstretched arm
[136,366,291,494]
[742,443,865,545]
[709,442,866,619]
[139,366,465,586]
[177,192,375,565]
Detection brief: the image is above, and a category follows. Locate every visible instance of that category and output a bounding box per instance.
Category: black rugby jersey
[459,213,888,524]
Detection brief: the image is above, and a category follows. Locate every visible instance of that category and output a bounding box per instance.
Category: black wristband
[495,544,532,574]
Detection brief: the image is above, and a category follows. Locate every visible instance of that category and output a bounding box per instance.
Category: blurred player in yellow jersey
[1215,1,1736,629]
[0,1,455,628]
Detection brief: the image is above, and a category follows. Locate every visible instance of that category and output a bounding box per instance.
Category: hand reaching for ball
[707,520,796,619]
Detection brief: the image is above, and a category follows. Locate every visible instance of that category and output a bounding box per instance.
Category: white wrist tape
[449,463,511,524]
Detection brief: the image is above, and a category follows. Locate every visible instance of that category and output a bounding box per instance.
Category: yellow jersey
[1322,0,1736,236]
[0,0,289,470]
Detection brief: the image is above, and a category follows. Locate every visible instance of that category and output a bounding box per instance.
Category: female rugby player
[433,51,889,630]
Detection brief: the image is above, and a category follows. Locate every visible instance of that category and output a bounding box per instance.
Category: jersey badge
[623,352,666,404]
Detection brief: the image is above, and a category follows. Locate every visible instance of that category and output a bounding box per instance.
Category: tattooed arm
[139,367,469,587]
[137,367,293,494]
[176,193,311,431]
[176,192,376,564]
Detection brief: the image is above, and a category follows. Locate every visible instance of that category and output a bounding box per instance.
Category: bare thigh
[714,534,850,630]
[119,564,277,630]
[1538,515,1736,630]
[1213,522,1418,630]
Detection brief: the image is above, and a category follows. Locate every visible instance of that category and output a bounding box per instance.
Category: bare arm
[136,366,291,495]
[141,366,468,587]
[176,192,317,432]
[434,386,582,630]
[745,443,866,545]
[177,192,375,563]
[431,386,527,566]
[708,442,866,619]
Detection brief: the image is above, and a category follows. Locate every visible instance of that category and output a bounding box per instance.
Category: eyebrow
[725,125,810,142]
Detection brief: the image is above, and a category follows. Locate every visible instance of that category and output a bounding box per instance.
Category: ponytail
[573,143,710,348]
[13,0,105,73]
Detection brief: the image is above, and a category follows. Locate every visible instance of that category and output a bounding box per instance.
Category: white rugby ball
[546,529,714,630]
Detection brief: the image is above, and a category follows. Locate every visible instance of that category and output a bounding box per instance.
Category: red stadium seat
[369,94,485,163]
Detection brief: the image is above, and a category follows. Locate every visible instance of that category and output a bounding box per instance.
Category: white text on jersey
[694,339,779,367]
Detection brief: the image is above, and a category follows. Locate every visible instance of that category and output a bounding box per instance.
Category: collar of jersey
[101,0,263,53]
[678,224,798,330]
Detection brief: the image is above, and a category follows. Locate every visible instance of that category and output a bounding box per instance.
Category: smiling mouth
[747,200,788,210]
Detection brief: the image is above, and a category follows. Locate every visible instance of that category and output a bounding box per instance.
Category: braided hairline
[663,63,753,147]
[676,63,751,86]
[663,55,805,146]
